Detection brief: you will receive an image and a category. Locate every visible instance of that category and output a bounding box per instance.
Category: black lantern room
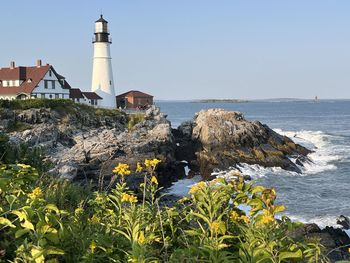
[93,15,111,43]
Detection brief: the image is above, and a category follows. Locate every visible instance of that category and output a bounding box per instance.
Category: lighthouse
[91,15,116,108]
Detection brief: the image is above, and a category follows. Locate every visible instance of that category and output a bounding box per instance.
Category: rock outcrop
[174,109,311,178]
[1,103,312,188]
[0,103,182,190]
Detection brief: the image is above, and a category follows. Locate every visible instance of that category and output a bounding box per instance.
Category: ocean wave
[275,129,346,174]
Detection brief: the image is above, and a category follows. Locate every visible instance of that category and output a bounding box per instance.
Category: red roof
[82,92,102,100]
[0,64,71,95]
[116,90,153,98]
[69,88,84,99]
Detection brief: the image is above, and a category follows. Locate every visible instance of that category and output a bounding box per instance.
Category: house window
[44,80,48,89]
[52,81,55,89]
[49,70,52,77]
[41,94,45,99]
[49,94,52,99]
[55,94,59,99]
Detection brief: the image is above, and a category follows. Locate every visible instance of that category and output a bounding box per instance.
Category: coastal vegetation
[0,159,329,262]
[0,99,124,119]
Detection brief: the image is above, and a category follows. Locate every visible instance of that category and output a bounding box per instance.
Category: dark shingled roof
[69,88,84,99]
[82,92,102,100]
[116,90,153,98]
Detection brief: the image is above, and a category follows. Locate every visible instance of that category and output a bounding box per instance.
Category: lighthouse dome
[95,14,108,23]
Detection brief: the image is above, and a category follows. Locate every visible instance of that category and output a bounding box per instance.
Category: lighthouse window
[109,80,112,85]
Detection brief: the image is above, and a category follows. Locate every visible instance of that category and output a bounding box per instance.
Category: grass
[127,113,145,130]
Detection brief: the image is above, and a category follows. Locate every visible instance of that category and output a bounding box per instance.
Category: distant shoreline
[191,99,249,103]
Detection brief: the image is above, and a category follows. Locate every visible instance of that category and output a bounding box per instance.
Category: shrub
[0,161,330,262]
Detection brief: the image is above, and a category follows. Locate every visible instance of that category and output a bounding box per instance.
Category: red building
[116,90,153,109]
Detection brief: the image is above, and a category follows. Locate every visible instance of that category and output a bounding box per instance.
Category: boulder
[174,109,312,179]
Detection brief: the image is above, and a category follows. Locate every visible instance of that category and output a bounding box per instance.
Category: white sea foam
[166,175,202,197]
[275,129,344,174]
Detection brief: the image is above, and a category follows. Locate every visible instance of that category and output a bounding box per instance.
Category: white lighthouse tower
[91,15,116,108]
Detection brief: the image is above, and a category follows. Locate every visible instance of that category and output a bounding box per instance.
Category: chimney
[36,59,42,67]
[10,61,15,69]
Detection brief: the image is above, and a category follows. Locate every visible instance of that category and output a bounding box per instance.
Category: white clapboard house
[0,60,102,106]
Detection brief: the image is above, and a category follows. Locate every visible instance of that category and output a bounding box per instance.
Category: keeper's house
[0,60,102,106]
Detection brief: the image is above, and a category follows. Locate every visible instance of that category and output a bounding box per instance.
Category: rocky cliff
[0,100,181,190]
[0,101,312,188]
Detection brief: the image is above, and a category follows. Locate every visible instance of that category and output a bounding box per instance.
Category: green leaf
[45,204,60,214]
[12,210,27,221]
[0,217,16,228]
[279,249,302,260]
[21,220,35,230]
[5,195,17,207]
[15,228,31,238]
[45,233,60,244]
[252,185,265,194]
[273,205,286,214]
[45,246,65,255]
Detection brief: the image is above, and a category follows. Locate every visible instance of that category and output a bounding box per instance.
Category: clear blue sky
[1,0,350,100]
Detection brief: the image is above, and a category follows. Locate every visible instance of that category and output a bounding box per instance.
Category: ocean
[156,100,350,228]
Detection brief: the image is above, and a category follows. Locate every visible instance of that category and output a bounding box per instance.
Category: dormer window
[27,79,32,83]
[49,70,52,77]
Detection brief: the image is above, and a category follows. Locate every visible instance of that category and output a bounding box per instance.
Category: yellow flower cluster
[121,193,138,203]
[151,176,158,185]
[144,159,161,169]
[261,209,274,225]
[188,181,206,195]
[113,163,131,177]
[28,187,42,199]
[209,220,225,234]
[230,211,250,224]
[138,231,146,244]
[136,162,143,173]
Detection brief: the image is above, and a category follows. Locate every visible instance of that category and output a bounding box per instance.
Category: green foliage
[0,98,125,118]
[0,162,330,262]
[0,134,48,173]
[127,113,145,130]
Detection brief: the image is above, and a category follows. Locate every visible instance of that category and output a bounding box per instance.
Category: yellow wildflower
[136,162,143,173]
[138,231,146,244]
[261,209,274,225]
[144,159,161,169]
[151,176,158,185]
[240,215,250,224]
[230,211,240,221]
[209,221,225,234]
[90,214,99,224]
[17,164,31,169]
[90,240,97,253]
[113,163,131,177]
[188,181,206,195]
[121,193,138,203]
[28,187,42,199]
[74,207,84,216]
